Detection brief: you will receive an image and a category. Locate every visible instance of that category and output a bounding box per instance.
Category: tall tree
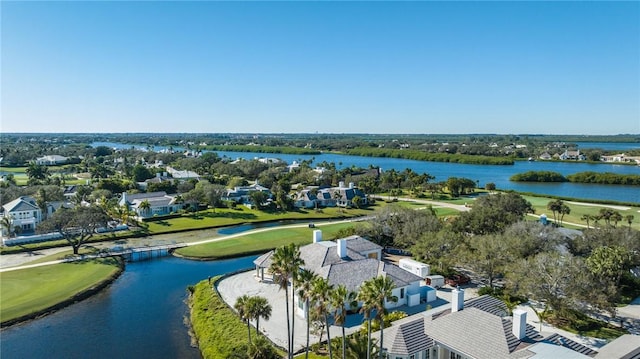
[1,216,15,238]
[235,295,253,345]
[296,269,317,359]
[37,205,111,254]
[363,276,398,359]
[311,277,334,359]
[36,188,49,220]
[138,200,151,217]
[25,162,50,185]
[463,234,511,288]
[507,251,589,319]
[269,244,303,359]
[331,284,358,359]
[250,296,272,335]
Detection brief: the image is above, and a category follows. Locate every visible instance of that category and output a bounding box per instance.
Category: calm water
[93,141,640,203]
[0,256,257,359]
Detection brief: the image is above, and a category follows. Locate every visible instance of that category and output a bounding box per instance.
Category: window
[424,350,430,359]
[409,355,415,359]
[400,288,405,299]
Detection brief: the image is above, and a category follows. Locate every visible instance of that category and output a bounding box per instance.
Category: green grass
[189,277,259,358]
[175,222,356,259]
[523,195,640,230]
[0,258,122,324]
[145,206,377,234]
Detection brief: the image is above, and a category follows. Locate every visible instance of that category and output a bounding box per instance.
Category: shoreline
[0,258,125,329]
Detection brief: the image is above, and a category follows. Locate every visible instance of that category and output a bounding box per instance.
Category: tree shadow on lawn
[203,212,257,220]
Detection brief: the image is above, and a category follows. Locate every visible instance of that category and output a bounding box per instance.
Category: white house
[559,150,585,161]
[119,191,182,219]
[35,155,69,165]
[253,231,427,319]
[1,196,42,237]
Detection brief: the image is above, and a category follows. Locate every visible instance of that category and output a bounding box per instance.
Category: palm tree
[332,331,379,359]
[360,276,398,359]
[312,277,334,358]
[1,216,15,238]
[138,199,151,217]
[331,284,358,359]
[250,296,272,334]
[36,188,49,221]
[25,162,50,184]
[296,268,318,359]
[581,214,591,229]
[625,214,634,228]
[357,282,376,359]
[269,244,304,359]
[235,295,253,345]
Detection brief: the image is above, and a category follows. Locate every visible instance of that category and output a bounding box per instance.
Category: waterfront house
[253,231,431,319]
[559,150,585,161]
[600,153,640,165]
[119,191,182,219]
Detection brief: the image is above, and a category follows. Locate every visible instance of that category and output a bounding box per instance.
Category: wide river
[93,141,640,203]
[0,256,257,359]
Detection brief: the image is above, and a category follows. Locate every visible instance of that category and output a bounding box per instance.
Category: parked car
[445,273,470,287]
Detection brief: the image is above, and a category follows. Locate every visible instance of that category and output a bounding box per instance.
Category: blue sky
[1,1,639,135]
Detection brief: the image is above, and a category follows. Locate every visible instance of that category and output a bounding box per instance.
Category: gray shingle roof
[343,235,383,253]
[380,262,424,287]
[543,333,598,357]
[427,307,514,359]
[2,196,39,213]
[379,315,434,355]
[253,236,419,293]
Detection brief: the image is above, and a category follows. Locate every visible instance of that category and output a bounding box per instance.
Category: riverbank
[0,257,123,327]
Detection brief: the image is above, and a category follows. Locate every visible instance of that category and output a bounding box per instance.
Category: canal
[0,256,258,359]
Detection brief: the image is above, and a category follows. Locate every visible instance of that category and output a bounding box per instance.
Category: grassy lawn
[145,206,379,234]
[523,195,640,230]
[190,277,260,358]
[191,276,326,358]
[175,222,356,259]
[0,257,122,324]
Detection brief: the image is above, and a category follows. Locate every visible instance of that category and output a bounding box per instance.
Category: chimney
[512,309,527,340]
[451,288,464,312]
[337,239,347,259]
[349,182,354,189]
[339,181,345,188]
[313,230,322,243]
[156,172,161,178]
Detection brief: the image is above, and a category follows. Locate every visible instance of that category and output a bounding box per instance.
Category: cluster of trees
[510,171,568,182]
[339,193,639,326]
[567,172,640,186]
[345,148,515,165]
[511,170,640,186]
